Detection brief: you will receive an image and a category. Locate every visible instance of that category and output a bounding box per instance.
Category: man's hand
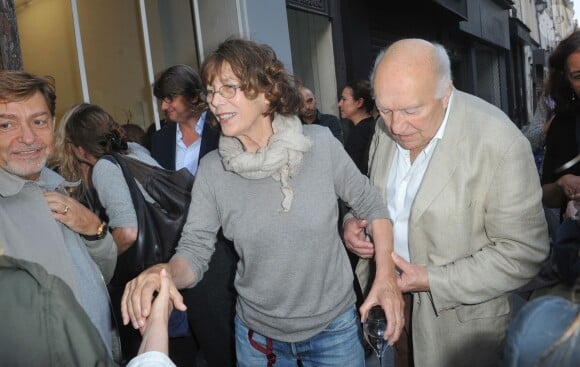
[121,263,187,330]
[360,273,405,345]
[343,217,375,258]
[392,253,430,292]
[44,192,103,235]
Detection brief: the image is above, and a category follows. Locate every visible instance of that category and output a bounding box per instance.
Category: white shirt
[386,92,454,262]
[126,351,176,367]
[175,111,207,176]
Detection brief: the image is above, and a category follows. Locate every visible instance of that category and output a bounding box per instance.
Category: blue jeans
[501,296,580,367]
[235,305,364,367]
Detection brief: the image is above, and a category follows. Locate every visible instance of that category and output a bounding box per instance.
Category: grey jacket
[0,167,117,355]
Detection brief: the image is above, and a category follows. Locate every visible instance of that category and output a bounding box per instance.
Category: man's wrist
[82,221,108,241]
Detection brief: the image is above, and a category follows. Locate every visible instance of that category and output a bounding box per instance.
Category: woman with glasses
[151,64,238,367]
[122,38,405,367]
[338,79,376,176]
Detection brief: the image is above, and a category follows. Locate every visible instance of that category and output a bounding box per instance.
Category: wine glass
[363,305,388,367]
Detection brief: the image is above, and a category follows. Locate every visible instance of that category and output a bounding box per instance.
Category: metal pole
[70,0,89,102]
[192,0,204,61]
[138,0,160,130]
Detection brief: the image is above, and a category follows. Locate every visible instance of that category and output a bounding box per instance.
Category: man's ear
[441,82,453,108]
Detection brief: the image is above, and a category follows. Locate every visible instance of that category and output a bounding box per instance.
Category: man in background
[150,64,237,367]
[299,86,344,143]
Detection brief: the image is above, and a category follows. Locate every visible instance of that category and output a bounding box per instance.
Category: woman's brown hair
[201,38,302,117]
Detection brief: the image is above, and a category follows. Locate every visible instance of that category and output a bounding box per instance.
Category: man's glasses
[159,94,176,105]
[201,85,241,103]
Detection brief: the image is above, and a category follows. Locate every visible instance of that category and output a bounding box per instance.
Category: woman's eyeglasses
[201,85,241,103]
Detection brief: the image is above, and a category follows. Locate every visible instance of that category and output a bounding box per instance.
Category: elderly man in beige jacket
[344,39,549,367]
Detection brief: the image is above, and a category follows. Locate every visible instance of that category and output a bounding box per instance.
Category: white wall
[195,0,293,71]
[16,0,81,120]
[17,0,299,126]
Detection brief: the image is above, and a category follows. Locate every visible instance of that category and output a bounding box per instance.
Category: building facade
[0,0,576,128]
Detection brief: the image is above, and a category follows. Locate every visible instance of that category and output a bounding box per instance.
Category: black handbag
[104,152,194,287]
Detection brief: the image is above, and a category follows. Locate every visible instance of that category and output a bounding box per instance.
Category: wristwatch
[82,221,108,241]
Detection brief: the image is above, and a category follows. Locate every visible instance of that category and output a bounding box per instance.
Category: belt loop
[248,329,276,367]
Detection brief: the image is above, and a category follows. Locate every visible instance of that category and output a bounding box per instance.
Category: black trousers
[178,237,238,367]
[394,293,414,367]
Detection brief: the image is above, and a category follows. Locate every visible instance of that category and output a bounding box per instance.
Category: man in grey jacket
[0,70,117,357]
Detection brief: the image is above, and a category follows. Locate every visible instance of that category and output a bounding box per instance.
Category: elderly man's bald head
[371,39,451,99]
[370,39,453,160]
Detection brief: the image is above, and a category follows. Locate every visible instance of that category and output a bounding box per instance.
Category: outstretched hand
[121,263,187,330]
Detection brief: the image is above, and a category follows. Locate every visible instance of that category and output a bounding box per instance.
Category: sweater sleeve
[172,157,221,286]
[82,233,117,283]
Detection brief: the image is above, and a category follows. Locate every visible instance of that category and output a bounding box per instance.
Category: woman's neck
[238,117,274,153]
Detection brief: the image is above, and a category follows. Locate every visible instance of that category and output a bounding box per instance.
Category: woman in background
[339,79,376,176]
[541,31,580,215]
[49,104,167,363]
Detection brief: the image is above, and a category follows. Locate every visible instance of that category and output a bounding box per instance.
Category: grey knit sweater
[175,125,388,342]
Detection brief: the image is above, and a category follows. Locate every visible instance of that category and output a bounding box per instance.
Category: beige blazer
[367,91,549,367]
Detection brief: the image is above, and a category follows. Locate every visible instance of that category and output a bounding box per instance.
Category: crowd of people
[1,31,579,367]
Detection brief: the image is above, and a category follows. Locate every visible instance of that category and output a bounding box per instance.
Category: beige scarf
[219,114,312,211]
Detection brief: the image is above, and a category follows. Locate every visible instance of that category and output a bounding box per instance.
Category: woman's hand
[121,263,187,330]
[360,218,405,345]
[360,270,405,346]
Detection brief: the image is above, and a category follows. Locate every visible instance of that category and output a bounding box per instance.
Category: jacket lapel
[411,91,465,223]
[369,120,396,201]
[151,122,177,170]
